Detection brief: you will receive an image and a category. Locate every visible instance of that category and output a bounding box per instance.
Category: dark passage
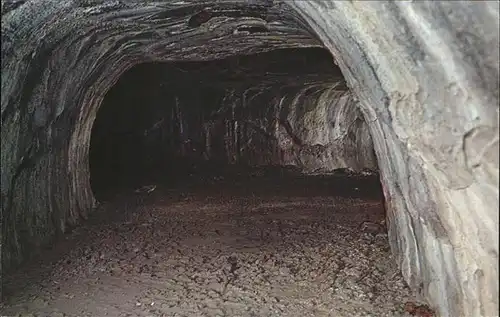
[89,47,373,201]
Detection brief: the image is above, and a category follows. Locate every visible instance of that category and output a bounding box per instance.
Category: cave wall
[97,82,377,174]
[191,84,377,172]
[289,1,499,316]
[1,1,498,316]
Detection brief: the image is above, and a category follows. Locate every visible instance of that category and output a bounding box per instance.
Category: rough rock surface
[288,3,500,317]
[208,84,376,173]
[3,174,418,317]
[1,1,498,317]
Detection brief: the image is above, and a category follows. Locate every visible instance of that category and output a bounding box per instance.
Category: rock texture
[204,83,376,173]
[1,1,499,317]
[288,3,499,317]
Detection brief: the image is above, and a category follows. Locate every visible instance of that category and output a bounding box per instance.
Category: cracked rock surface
[2,172,418,317]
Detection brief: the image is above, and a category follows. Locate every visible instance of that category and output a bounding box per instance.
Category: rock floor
[2,174,422,317]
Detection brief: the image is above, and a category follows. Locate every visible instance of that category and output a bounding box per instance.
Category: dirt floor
[2,169,424,317]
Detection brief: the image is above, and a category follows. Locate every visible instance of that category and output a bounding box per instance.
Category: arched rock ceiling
[1,0,320,72]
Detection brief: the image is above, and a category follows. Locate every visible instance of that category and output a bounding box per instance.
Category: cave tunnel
[1,1,498,317]
[89,47,381,201]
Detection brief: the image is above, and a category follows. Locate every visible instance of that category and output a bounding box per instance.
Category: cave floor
[2,173,416,317]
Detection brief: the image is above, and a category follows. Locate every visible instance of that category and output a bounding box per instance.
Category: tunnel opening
[89,47,382,202]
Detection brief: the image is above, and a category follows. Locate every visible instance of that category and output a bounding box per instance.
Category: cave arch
[1,1,498,316]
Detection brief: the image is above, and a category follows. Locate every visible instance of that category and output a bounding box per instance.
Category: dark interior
[89,47,381,202]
